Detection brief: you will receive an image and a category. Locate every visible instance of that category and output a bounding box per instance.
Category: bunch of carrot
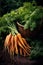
[4,33,31,57]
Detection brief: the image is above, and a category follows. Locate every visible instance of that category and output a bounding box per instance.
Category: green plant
[0,12,18,47]
[29,40,43,59]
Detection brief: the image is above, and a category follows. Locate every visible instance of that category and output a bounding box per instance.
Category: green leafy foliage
[16,2,37,24]
[0,12,18,47]
[0,2,43,45]
[29,40,43,59]
[24,7,43,31]
[14,2,43,31]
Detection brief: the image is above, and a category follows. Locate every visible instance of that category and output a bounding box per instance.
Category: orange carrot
[13,36,15,54]
[15,35,18,54]
[10,36,14,56]
[22,38,31,53]
[4,33,12,49]
[22,38,31,49]
[20,47,22,56]
[18,40,30,56]
[17,33,28,50]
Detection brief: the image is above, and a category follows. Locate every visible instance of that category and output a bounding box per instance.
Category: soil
[0,48,43,65]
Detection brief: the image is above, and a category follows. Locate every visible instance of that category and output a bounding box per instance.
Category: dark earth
[0,48,43,65]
